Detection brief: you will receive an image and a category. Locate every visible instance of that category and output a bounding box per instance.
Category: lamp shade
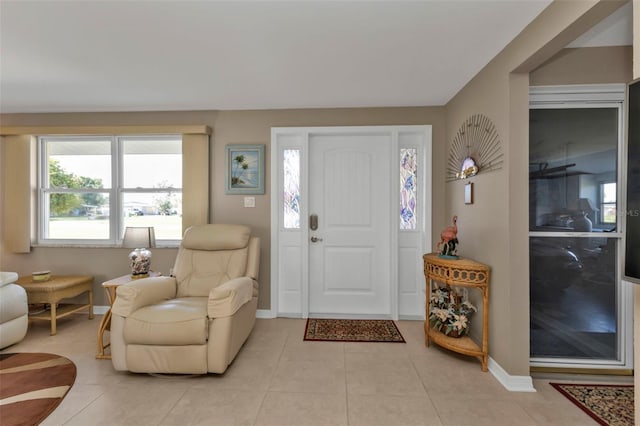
[122,227,156,249]
[577,197,599,213]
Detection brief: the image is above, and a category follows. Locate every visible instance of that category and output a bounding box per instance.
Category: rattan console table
[423,253,490,371]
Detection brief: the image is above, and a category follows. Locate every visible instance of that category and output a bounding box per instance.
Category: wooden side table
[16,275,94,335]
[96,271,161,359]
[423,253,490,371]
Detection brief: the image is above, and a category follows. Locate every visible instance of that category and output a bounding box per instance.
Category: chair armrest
[112,276,177,318]
[208,277,255,318]
[0,272,19,287]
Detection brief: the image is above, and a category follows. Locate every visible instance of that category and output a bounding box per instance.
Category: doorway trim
[270,125,432,319]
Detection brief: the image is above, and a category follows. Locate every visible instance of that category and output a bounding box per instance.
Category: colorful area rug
[304,319,405,343]
[0,352,76,426]
[550,382,633,426]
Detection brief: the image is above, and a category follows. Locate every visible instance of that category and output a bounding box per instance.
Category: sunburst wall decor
[446,114,504,182]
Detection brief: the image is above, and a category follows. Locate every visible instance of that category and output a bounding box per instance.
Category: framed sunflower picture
[225,144,265,194]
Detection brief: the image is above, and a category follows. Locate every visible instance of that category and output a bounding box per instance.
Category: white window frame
[600,181,617,225]
[38,134,182,246]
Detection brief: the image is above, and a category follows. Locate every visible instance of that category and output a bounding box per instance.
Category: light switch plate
[244,197,255,208]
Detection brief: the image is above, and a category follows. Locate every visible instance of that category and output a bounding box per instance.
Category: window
[400,148,417,230]
[601,182,616,224]
[283,149,300,229]
[39,135,182,244]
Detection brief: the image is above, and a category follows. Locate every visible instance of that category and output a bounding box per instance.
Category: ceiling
[0,1,632,114]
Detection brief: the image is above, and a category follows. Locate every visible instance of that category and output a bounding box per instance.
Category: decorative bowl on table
[32,270,51,282]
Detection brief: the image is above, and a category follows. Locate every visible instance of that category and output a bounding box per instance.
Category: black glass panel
[530,237,617,359]
[529,108,618,232]
[625,80,640,280]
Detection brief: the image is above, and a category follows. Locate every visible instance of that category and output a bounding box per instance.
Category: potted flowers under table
[429,285,477,338]
[423,253,490,371]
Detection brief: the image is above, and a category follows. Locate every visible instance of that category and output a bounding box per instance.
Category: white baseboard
[257,313,426,321]
[94,305,109,315]
[398,315,425,321]
[489,357,536,392]
[256,309,276,319]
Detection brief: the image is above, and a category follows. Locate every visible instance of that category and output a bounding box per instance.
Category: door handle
[310,236,323,243]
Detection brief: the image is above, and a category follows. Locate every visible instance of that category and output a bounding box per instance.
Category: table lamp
[122,226,156,278]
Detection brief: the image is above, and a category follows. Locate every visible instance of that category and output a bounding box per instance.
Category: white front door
[308,133,391,316]
[271,126,432,320]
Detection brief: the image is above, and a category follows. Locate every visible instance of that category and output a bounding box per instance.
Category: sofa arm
[112,276,177,318]
[0,272,19,287]
[208,277,255,318]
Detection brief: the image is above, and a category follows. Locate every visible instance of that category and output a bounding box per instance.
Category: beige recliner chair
[110,224,259,374]
[0,271,28,349]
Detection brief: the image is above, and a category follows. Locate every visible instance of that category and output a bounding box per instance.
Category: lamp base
[129,247,152,277]
[130,273,149,279]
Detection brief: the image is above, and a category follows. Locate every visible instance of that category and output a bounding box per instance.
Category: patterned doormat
[304,319,405,343]
[550,383,633,426]
[0,352,76,426]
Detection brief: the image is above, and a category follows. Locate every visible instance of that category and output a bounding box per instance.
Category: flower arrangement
[429,285,477,337]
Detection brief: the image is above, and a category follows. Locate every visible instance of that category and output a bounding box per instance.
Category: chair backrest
[173,224,259,297]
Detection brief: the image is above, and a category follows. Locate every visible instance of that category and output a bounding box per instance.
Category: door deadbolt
[310,214,318,231]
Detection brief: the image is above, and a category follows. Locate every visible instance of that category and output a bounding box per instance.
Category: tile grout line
[156,386,190,426]
[343,341,350,426]
[253,325,295,425]
[408,331,446,426]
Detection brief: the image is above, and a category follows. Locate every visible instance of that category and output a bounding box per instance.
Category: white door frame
[270,125,432,320]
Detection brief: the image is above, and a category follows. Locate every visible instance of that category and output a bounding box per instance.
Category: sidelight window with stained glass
[400,148,417,230]
[283,149,301,229]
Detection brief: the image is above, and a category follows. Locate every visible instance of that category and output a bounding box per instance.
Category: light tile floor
[1,315,630,425]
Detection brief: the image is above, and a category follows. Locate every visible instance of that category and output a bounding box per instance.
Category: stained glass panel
[284,149,301,229]
[400,148,417,230]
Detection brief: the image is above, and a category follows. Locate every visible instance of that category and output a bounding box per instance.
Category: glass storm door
[529,85,632,371]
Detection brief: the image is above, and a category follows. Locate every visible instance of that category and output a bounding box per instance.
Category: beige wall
[530,46,633,86]
[444,0,628,376]
[0,107,445,308]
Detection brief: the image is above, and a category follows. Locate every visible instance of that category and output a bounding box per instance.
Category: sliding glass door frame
[529,84,633,371]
